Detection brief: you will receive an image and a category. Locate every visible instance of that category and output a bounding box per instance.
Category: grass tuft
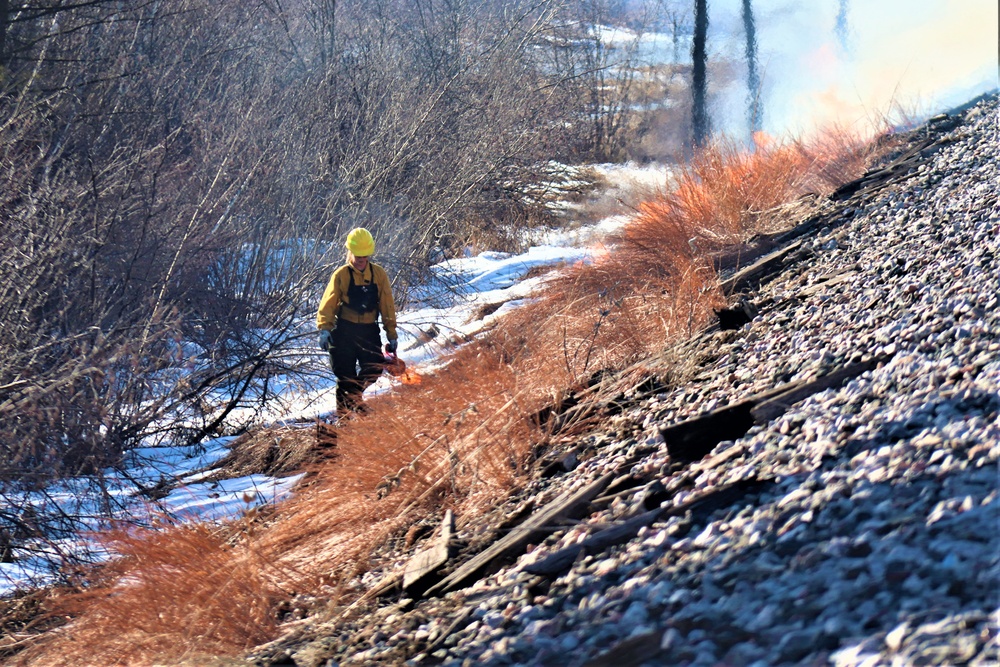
[13,520,310,666]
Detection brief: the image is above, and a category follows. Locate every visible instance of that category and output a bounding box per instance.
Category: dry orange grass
[534,127,876,367]
[261,349,549,576]
[18,347,553,665]
[489,263,721,388]
[628,127,872,255]
[14,126,877,666]
[10,521,308,666]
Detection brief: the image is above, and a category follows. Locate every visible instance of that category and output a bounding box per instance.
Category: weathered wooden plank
[591,477,650,508]
[797,270,858,298]
[425,472,614,596]
[830,134,937,200]
[660,399,758,462]
[523,507,664,576]
[750,355,890,423]
[528,475,772,578]
[583,630,662,667]
[591,439,747,512]
[597,470,650,500]
[402,510,455,595]
[360,572,402,601]
[719,239,804,295]
[657,355,890,463]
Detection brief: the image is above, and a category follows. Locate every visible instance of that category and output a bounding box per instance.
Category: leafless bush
[0,0,670,587]
[0,3,327,584]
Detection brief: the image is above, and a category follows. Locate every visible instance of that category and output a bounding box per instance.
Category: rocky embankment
[255,95,999,667]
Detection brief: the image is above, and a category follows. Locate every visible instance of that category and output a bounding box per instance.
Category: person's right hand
[318,329,334,351]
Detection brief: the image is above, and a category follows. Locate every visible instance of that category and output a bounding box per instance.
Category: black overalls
[331,267,383,414]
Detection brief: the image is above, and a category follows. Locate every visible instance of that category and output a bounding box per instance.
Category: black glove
[384,339,398,354]
[319,329,334,351]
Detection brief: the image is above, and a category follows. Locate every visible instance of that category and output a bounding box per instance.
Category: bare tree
[0,0,146,69]
[665,0,687,65]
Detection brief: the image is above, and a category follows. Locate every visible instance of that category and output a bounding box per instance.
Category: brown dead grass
[633,127,872,253]
[10,519,306,666]
[527,127,876,370]
[13,125,878,666]
[15,348,552,666]
[205,425,321,480]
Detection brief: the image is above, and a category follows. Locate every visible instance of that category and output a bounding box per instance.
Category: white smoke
[707,0,998,139]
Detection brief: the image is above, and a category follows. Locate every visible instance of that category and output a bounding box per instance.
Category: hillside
[242,95,1000,667]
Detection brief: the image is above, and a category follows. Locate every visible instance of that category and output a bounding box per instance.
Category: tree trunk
[835,0,850,51]
[0,0,8,68]
[742,0,761,136]
[691,0,709,148]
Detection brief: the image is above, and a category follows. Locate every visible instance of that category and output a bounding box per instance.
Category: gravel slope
[258,94,999,667]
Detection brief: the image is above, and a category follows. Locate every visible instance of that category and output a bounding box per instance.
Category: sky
[699,0,998,139]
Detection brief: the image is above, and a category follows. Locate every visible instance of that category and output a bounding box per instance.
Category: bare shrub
[0,0,628,482]
[203,426,320,481]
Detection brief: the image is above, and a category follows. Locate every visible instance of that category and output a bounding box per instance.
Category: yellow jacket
[317,262,397,340]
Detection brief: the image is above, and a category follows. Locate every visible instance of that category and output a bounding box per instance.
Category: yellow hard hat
[345,228,375,256]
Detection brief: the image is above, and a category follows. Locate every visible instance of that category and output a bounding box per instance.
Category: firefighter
[317,228,397,417]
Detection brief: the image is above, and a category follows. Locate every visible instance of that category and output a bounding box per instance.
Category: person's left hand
[319,329,334,351]
[384,339,397,354]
